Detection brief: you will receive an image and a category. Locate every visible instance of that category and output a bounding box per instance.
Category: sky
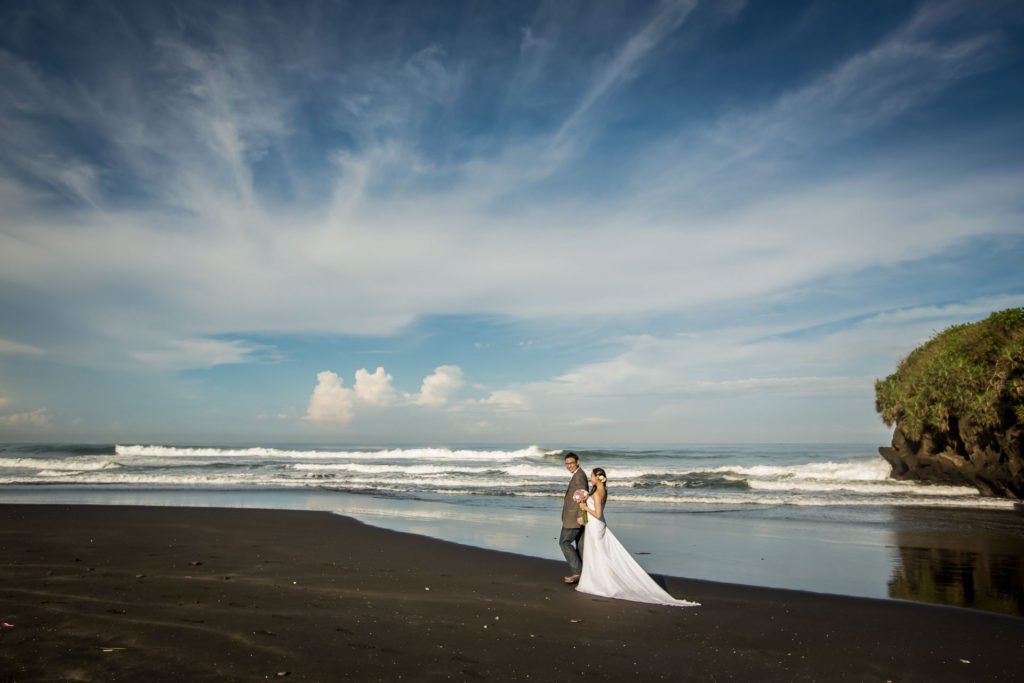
[0,0,1022,446]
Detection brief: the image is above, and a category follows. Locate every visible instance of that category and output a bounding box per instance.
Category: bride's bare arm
[580,488,605,519]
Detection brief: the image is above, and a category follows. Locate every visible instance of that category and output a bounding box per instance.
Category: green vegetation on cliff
[875,307,1024,441]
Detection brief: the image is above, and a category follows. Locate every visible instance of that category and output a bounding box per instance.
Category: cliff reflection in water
[887,507,1024,617]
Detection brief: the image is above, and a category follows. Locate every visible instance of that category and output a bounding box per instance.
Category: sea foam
[1,445,1009,510]
[115,444,552,460]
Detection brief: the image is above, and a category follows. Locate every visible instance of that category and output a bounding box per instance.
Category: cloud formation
[133,339,264,370]
[0,339,45,356]
[0,0,1017,369]
[414,366,465,408]
[477,390,528,411]
[0,1,1020,442]
[353,367,398,407]
[0,408,50,429]
[306,365,478,425]
[705,1,1005,165]
[304,371,355,424]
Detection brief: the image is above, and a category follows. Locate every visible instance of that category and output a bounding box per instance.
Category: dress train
[576,500,699,607]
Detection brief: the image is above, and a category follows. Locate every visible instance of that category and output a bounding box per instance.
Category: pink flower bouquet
[573,489,590,524]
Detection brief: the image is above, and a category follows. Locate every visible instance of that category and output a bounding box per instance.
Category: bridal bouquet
[573,489,590,524]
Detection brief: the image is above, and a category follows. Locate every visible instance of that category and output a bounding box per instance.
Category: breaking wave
[114,444,553,460]
[0,444,1011,509]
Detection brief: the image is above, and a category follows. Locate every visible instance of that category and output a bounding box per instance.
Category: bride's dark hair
[590,467,607,495]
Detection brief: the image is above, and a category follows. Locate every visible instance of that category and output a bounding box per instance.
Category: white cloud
[467,334,852,431]
[0,408,50,429]
[4,157,1016,370]
[703,1,1003,166]
[303,364,528,426]
[549,0,698,161]
[570,417,615,427]
[133,338,262,371]
[857,296,1024,329]
[0,338,45,356]
[501,294,1024,428]
[550,352,655,395]
[0,2,1019,444]
[685,376,875,397]
[304,371,355,423]
[414,365,465,407]
[0,1,1018,371]
[477,390,528,411]
[353,367,398,406]
[0,397,8,408]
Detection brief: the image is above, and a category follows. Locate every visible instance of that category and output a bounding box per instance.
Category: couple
[559,452,699,608]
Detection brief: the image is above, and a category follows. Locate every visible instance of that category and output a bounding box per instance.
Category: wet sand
[1,504,1021,681]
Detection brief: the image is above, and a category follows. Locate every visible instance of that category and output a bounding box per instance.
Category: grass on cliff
[875,307,1024,441]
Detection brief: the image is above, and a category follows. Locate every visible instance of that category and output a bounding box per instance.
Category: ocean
[2,442,1022,616]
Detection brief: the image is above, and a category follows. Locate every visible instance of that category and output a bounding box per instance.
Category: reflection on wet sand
[888,507,1024,617]
[5,486,1024,614]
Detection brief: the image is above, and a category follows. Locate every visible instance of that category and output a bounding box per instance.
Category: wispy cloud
[1,2,1017,364]
[133,339,265,371]
[475,389,529,411]
[0,1,1020,441]
[856,295,1024,331]
[0,338,44,355]
[569,416,615,428]
[501,294,1024,429]
[684,376,874,396]
[548,0,698,162]
[706,1,1005,164]
[0,408,50,429]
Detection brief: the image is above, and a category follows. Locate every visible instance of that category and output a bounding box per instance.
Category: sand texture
[1,504,1022,681]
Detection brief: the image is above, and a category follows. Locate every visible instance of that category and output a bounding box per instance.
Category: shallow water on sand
[4,486,1022,617]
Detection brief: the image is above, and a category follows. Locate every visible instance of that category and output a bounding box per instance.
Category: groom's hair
[564,452,579,462]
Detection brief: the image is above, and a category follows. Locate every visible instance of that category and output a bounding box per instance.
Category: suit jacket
[562,468,589,528]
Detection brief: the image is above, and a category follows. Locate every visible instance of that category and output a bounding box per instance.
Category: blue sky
[0,0,1022,445]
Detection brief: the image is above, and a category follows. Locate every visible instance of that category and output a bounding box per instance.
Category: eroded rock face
[880,419,1024,499]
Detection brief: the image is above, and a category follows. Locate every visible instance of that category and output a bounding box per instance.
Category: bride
[576,468,700,607]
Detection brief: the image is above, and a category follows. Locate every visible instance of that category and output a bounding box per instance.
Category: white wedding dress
[576,498,700,607]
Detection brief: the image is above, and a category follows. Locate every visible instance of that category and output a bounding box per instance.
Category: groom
[559,452,588,584]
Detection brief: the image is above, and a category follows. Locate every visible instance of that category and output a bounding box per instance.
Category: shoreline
[3,486,1023,618]
[2,504,1023,681]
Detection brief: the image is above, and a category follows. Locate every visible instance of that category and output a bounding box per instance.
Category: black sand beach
[1,504,1022,681]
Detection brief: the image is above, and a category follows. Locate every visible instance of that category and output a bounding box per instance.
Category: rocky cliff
[875,308,1024,499]
[879,422,1023,499]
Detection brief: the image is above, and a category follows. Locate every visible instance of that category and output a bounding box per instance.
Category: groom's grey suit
[559,467,588,575]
